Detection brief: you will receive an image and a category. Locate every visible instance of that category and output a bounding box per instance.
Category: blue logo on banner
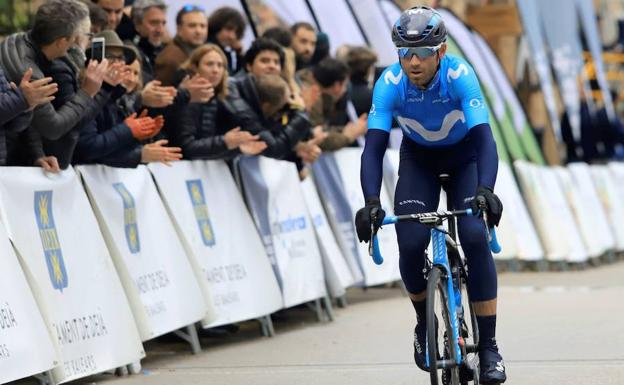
[34,191,68,291]
[186,179,216,247]
[113,183,140,253]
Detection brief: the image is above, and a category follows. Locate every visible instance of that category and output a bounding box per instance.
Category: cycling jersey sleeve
[466,122,498,189]
[360,129,390,199]
[367,66,401,132]
[449,61,489,129]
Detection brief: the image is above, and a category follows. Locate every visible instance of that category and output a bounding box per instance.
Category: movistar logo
[384,68,403,85]
[186,179,215,247]
[113,183,140,254]
[447,63,469,82]
[397,110,465,142]
[34,191,68,291]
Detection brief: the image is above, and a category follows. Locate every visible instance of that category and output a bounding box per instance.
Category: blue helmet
[391,6,447,48]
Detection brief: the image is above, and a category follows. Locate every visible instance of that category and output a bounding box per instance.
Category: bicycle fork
[428,226,462,368]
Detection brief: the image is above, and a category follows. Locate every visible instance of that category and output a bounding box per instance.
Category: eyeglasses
[182,4,205,13]
[397,44,442,60]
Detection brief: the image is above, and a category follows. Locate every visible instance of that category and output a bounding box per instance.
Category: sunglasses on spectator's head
[397,44,442,60]
[182,4,205,13]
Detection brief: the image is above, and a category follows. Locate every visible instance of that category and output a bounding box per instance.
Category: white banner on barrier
[333,148,401,286]
[240,157,327,308]
[148,161,282,327]
[0,168,144,384]
[591,165,624,251]
[514,161,587,262]
[301,177,355,298]
[0,220,58,384]
[566,163,615,254]
[78,165,209,339]
[495,163,543,261]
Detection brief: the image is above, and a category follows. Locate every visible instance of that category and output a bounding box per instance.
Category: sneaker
[479,339,506,384]
[413,323,429,372]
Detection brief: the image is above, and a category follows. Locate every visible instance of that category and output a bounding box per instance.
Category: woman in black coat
[169,44,266,160]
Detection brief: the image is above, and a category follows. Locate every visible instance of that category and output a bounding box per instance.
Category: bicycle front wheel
[427,266,460,385]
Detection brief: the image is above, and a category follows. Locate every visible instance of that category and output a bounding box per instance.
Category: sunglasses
[182,4,205,13]
[397,45,442,60]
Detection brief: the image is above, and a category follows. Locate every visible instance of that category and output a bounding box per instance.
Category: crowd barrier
[2,151,624,384]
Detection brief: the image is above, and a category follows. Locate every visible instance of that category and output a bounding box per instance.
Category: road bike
[370,179,501,385]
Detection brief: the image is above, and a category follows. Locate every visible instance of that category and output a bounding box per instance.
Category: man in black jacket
[128,0,167,83]
[0,0,128,170]
[230,73,312,160]
[0,67,58,166]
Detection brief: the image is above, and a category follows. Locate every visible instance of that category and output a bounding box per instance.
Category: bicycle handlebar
[369,208,501,265]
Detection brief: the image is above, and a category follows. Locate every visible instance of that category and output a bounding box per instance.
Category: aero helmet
[391,6,447,48]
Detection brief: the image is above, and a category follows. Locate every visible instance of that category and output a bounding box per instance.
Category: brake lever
[368,208,380,256]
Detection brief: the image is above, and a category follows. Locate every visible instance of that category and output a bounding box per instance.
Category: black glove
[354,196,386,242]
[470,186,503,227]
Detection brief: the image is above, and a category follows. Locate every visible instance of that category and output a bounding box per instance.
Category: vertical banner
[347,0,397,66]
[538,0,583,142]
[239,156,327,308]
[300,176,355,298]
[312,154,365,285]
[0,168,144,384]
[575,0,616,122]
[148,161,282,327]
[77,165,210,340]
[472,31,545,165]
[517,0,562,141]
[331,148,401,286]
[0,220,58,384]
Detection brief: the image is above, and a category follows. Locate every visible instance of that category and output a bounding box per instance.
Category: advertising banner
[78,165,209,339]
[149,161,282,327]
[0,167,144,384]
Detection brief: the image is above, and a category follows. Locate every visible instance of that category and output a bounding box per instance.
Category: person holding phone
[0,0,129,171]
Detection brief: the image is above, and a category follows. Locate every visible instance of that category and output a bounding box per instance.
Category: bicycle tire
[427,266,460,385]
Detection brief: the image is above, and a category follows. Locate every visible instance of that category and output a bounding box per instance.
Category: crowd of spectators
[0,0,378,177]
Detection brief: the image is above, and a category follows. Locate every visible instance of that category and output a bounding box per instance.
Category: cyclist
[354,6,506,384]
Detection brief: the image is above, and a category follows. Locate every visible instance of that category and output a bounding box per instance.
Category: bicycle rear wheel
[427,266,460,385]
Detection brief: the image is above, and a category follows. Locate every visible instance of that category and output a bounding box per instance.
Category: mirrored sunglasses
[397,45,441,60]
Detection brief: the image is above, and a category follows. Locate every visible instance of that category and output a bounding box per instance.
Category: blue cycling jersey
[368,54,489,146]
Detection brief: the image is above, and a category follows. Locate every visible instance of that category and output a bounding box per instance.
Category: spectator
[230,72,312,159]
[0,0,127,170]
[74,52,181,167]
[208,7,246,75]
[84,0,109,34]
[129,0,167,82]
[45,29,136,170]
[154,4,208,86]
[312,58,367,151]
[310,32,330,66]
[291,22,317,70]
[169,44,266,160]
[345,46,377,117]
[0,67,57,166]
[262,27,292,48]
[92,0,125,30]
[243,38,284,77]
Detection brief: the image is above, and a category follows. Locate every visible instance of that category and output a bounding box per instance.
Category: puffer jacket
[0,32,116,141]
[0,67,31,165]
[229,73,312,159]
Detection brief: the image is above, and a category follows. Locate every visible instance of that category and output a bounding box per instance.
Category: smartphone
[91,37,105,62]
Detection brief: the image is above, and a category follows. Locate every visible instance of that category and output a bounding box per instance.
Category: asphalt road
[15,260,624,385]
